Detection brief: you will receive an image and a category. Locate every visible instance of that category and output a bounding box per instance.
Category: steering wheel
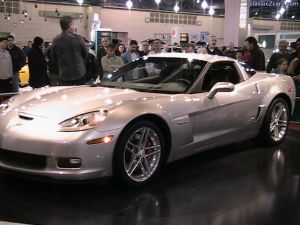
[177,79,191,85]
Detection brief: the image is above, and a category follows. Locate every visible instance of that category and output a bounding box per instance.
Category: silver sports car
[0,53,296,186]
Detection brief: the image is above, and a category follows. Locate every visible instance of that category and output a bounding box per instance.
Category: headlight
[59,110,108,132]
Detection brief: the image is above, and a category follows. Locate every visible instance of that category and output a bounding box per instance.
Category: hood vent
[19,115,34,120]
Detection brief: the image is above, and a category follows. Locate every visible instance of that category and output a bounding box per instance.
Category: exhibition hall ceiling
[10,0,300,20]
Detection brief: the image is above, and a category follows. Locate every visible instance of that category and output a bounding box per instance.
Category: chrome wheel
[269,101,288,142]
[123,126,161,182]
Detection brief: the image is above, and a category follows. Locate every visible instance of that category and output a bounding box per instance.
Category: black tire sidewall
[260,98,289,146]
[113,120,165,186]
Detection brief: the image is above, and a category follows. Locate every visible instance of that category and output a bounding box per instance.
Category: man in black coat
[51,16,88,86]
[28,37,49,88]
[244,36,265,71]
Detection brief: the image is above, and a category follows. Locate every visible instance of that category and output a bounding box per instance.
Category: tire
[114,121,165,186]
[258,98,289,146]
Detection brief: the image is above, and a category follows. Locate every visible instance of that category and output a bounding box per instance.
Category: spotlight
[44,17,47,21]
[77,0,83,4]
[155,0,161,4]
[126,0,133,9]
[34,3,38,8]
[29,17,32,20]
[208,6,215,15]
[173,3,179,13]
[20,20,24,24]
[201,0,208,9]
[279,7,285,15]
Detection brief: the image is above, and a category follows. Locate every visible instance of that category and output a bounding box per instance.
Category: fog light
[57,158,82,169]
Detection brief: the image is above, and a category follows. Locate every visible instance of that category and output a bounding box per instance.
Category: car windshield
[100,57,207,94]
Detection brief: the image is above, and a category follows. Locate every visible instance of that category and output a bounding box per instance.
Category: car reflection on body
[0,53,296,186]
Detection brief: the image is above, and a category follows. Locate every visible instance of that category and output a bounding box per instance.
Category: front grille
[0,149,46,169]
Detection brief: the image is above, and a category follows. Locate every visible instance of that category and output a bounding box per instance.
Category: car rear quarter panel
[248,72,296,119]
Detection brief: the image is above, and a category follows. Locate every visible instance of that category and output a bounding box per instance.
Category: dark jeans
[59,77,86,86]
[0,78,13,93]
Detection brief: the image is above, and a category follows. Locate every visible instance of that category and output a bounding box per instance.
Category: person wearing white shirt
[0,37,13,94]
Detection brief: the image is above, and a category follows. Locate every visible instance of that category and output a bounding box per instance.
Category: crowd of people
[1,16,300,101]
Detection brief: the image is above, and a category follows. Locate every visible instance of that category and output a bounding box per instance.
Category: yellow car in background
[19,57,29,87]
[19,64,29,87]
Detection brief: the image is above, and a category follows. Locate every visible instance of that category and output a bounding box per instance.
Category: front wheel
[258,98,289,146]
[114,121,165,186]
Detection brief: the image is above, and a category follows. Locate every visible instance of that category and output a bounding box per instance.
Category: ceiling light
[126,0,133,9]
[275,13,281,20]
[77,0,83,4]
[208,6,215,15]
[291,15,295,19]
[197,0,200,3]
[279,7,285,15]
[173,3,179,13]
[254,12,258,16]
[201,0,208,9]
[155,0,161,4]
[20,20,24,24]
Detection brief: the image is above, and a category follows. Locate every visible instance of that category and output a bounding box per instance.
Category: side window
[202,62,241,92]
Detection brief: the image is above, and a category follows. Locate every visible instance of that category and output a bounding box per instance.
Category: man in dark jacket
[7,35,26,92]
[206,35,222,56]
[244,36,265,71]
[51,16,88,86]
[28,37,49,88]
[266,40,289,73]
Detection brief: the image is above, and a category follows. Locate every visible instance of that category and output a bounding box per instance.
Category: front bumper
[0,114,122,180]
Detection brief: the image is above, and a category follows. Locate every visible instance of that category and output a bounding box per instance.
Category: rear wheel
[114,121,165,186]
[258,98,289,146]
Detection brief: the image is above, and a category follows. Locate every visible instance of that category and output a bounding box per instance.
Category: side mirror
[207,82,235,99]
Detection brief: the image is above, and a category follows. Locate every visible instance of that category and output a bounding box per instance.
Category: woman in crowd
[115,43,126,56]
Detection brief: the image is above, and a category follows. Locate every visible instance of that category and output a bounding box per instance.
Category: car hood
[16,86,163,120]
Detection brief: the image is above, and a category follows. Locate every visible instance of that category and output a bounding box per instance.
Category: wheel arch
[272,93,292,117]
[112,114,172,173]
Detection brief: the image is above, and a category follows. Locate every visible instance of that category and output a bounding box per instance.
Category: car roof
[148,52,237,64]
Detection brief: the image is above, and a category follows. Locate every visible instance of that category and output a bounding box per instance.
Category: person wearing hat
[28,36,49,88]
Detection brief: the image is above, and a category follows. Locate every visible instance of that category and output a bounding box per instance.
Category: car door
[191,61,260,150]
